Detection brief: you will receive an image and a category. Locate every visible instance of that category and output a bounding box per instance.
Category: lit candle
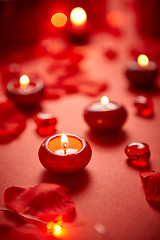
[84,96,127,132]
[38,133,92,174]
[67,7,89,44]
[6,74,44,107]
[125,54,158,88]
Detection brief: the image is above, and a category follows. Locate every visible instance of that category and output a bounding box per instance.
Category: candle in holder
[7,74,44,107]
[38,133,92,174]
[125,54,158,88]
[84,96,127,132]
[67,7,89,44]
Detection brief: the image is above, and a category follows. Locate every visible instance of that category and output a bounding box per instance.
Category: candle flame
[20,75,30,89]
[70,7,87,26]
[101,96,109,106]
[61,133,69,151]
[51,13,67,28]
[137,54,149,67]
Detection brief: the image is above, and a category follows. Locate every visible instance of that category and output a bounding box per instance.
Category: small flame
[137,54,149,67]
[101,96,109,106]
[70,7,87,26]
[20,75,30,89]
[51,13,67,28]
[61,133,69,151]
[54,224,62,232]
[47,222,62,236]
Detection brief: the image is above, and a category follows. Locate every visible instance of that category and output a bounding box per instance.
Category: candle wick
[63,144,67,155]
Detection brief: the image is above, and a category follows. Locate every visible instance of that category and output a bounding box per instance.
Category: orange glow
[20,75,30,89]
[54,224,62,232]
[51,13,67,28]
[47,221,63,237]
[106,11,126,27]
[70,7,87,26]
[137,54,149,67]
[101,96,109,106]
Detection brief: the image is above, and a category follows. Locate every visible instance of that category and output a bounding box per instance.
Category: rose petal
[53,47,83,63]
[140,171,160,202]
[78,81,107,96]
[44,85,66,99]
[0,101,26,142]
[4,183,75,222]
[0,224,48,240]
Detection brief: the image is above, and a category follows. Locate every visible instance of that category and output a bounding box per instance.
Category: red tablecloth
[0,1,160,240]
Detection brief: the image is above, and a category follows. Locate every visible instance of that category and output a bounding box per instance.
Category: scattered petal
[140,171,160,202]
[0,224,48,240]
[4,183,75,222]
[44,85,66,99]
[105,49,117,60]
[53,47,83,63]
[0,101,26,143]
[78,80,107,96]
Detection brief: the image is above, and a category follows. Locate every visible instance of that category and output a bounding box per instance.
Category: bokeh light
[106,10,126,27]
[70,7,87,26]
[137,54,149,67]
[51,13,67,28]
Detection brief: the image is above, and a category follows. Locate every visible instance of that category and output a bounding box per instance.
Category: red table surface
[0,1,160,240]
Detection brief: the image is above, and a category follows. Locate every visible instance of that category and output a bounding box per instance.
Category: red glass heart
[34,113,57,136]
[125,142,150,167]
[134,95,153,118]
[140,171,160,202]
[4,183,75,222]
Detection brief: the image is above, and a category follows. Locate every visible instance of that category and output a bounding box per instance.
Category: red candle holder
[84,96,127,132]
[38,133,92,174]
[125,54,158,88]
[6,75,44,107]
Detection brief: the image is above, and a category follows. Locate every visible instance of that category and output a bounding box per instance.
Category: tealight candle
[84,96,127,132]
[38,133,92,174]
[67,7,89,44]
[125,54,158,88]
[7,74,44,107]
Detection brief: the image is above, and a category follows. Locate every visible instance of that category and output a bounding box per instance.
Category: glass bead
[34,112,57,136]
[134,95,153,118]
[125,142,150,167]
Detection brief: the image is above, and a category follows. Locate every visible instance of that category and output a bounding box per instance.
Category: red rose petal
[1,63,21,88]
[4,183,75,222]
[53,47,83,63]
[0,101,26,142]
[78,80,107,96]
[105,49,117,60]
[44,85,66,99]
[0,224,48,240]
[140,171,160,202]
